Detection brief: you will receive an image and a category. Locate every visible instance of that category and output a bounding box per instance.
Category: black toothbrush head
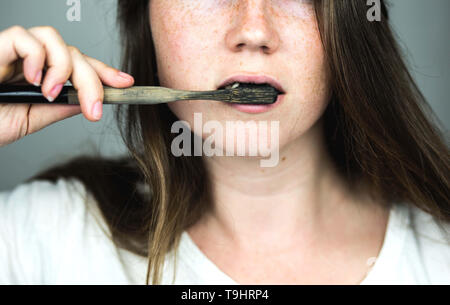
[227,83,282,104]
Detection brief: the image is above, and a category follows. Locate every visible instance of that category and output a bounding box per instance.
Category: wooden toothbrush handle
[0,85,191,105]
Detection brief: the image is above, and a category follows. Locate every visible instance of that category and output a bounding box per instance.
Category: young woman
[0,0,448,284]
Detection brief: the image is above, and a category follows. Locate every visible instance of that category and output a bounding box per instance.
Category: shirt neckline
[180,202,409,285]
[179,230,238,284]
[360,202,409,284]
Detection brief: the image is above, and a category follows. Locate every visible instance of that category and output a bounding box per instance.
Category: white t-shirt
[0,178,449,284]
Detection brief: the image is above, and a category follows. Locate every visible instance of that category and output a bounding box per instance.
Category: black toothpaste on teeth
[223,82,282,105]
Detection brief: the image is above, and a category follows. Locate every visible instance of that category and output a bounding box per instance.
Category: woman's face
[149,0,331,155]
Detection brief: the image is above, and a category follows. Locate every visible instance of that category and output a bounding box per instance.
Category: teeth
[222,82,279,92]
[225,82,240,90]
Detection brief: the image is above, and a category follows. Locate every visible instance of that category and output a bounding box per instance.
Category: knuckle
[67,45,81,56]
[39,25,59,36]
[7,25,26,36]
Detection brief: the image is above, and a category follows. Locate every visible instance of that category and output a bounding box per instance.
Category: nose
[225,0,280,55]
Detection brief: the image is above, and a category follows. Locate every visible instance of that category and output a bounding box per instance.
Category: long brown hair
[29,0,449,284]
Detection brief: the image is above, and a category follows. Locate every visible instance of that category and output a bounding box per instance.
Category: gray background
[0,0,449,190]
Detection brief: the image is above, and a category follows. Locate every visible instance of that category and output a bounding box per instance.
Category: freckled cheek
[156,26,219,89]
[296,29,328,90]
[296,63,330,110]
[309,38,330,101]
[283,26,330,129]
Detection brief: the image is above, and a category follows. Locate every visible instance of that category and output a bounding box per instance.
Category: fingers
[68,46,104,121]
[28,26,72,102]
[0,26,45,85]
[84,55,134,88]
[26,104,82,135]
[10,26,101,122]
[0,25,135,124]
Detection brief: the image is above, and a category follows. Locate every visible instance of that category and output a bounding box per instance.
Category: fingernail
[47,84,63,102]
[33,70,42,87]
[92,101,102,120]
[118,71,132,80]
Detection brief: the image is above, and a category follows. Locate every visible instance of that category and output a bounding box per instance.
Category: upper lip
[217,74,286,94]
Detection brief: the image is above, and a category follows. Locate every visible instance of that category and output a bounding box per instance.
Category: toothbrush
[0,83,281,105]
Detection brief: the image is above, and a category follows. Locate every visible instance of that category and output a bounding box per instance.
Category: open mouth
[218,82,284,105]
[218,81,285,95]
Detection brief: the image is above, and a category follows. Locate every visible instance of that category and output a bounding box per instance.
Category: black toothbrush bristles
[186,83,282,105]
[229,83,281,104]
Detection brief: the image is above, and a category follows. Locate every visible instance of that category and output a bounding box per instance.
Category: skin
[0,1,389,285]
[151,0,329,150]
[0,25,134,147]
[150,0,389,284]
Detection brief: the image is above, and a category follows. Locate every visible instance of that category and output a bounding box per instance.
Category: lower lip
[228,93,286,114]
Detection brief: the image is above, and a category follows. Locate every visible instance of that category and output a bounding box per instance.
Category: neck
[197,119,373,249]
